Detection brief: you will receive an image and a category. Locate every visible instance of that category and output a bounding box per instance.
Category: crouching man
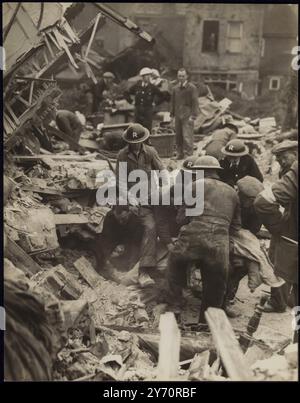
[166,156,241,323]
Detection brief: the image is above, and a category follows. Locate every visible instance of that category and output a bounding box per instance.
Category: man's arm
[230,197,242,236]
[272,162,298,207]
[170,87,175,117]
[190,84,200,119]
[249,157,264,183]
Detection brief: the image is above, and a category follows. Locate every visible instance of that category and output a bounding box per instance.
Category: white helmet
[151,69,160,78]
[140,67,152,76]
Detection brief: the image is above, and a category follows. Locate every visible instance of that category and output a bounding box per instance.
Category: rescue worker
[90,71,117,113]
[236,176,264,235]
[203,123,238,160]
[116,123,169,287]
[219,139,263,187]
[255,151,298,314]
[225,176,264,307]
[166,155,241,322]
[126,67,166,132]
[271,140,298,178]
[93,205,143,275]
[55,109,83,143]
[170,68,200,159]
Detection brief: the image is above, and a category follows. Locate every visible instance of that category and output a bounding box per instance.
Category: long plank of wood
[157,312,181,380]
[5,237,42,276]
[78,139,99,150]
[54,214,89,225]
[73,256,101,289]
[205,308,253,381]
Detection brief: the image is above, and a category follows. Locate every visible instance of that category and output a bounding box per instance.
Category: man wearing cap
[116,123,169,287]
[170,68,200,159]
[236,176,264,235]
[255,144,298,314]
[167,155,242,322]
[271,140,298,178]
[126,67,166,131]
[219,139,263,187]
[203,123,239,160]
[90,71,117,112]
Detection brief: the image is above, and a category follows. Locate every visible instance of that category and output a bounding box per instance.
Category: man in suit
[170,68,199,160]
[219,139,263,187]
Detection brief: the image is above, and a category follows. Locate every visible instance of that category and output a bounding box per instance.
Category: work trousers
[168,221,230,323]
[135,207,157,269]
[135,106,153,132]
[175,116,194,157]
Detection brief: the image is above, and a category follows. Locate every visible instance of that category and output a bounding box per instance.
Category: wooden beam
[16,76,56,83]
[54,214,89,225]
[5,237,42,276]
[157,312,181,380]
[73,256,101,289]
[3,3,22,42]
[28,81,34,105]
[85,13,102,59]
[205,308,253,381]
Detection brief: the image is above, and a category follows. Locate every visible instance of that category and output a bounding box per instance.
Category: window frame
[226,21,243,54]
[201,19,220,54]
[269,76,281,91]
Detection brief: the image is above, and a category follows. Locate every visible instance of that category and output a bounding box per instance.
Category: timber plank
[205,308,253,381]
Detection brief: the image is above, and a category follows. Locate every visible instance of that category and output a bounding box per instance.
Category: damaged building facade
[103,3,297,99]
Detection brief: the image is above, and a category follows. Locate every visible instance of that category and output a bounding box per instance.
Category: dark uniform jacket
[174,177,241,260]
[254,161,298,283]
[204,128,237,160]
[170,82,199,120]
[219,154,263,187]
[116,143,166,202]
[127,82,165,108]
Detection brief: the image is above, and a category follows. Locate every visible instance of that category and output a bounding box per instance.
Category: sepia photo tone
[2,3,299,383]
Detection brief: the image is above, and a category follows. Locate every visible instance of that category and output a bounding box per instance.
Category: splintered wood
[205,308,253,381]
[157,312,181,380]
[73,256,101,289]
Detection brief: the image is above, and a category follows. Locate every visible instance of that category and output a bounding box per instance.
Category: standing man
[255,146,298,314]
[219,139,263,187]
[127,67,166,132]
[170,68,199,160]
[166,156,241,322]
[90,71,117,113]
[116,123,168,287]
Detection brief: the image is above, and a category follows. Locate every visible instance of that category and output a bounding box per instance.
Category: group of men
[58,66,297,323]
[95,101,297,323]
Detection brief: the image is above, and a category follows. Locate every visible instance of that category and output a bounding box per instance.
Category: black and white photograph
[2,2,299,384]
